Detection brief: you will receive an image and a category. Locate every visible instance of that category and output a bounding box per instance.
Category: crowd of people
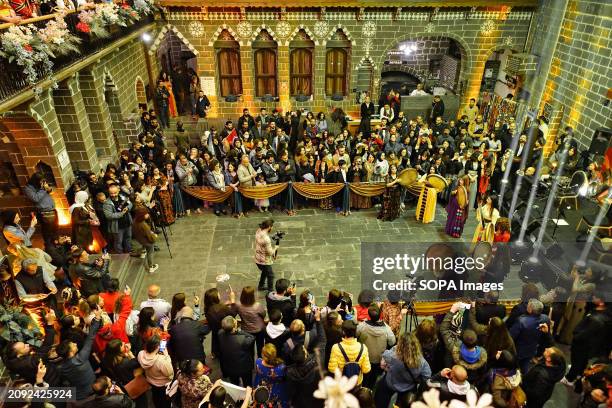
[1,256,611,408]
[1,82,611,408]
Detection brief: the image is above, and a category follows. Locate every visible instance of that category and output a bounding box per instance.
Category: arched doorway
[154,27,199,116]
[479,48,522,98]
[135,77,148,111]
[381,36,465,98]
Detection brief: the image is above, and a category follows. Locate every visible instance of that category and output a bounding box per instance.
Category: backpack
[338,343,364,379]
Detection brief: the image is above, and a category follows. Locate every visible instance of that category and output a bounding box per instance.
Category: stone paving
[132,203,527,304]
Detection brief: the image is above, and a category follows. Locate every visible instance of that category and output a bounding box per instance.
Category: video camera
[270,231,286,245]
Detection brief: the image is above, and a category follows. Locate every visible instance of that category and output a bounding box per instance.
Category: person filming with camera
[254,219,282,292]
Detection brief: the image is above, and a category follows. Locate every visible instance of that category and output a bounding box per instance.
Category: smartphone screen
[159,340,167,353]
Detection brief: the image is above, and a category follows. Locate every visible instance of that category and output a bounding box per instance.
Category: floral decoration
[313,370,359,408]
[38,16,82,57]
[0,25,53,85]
[133,0,157,15]
[275,21,291,39]
[425,22,436,33]
[236,20,252,39]
[313,20,329,39]
[362,21,376,37]
[77,9,109,38]
[480,19,496,36]
[188,20,205,38]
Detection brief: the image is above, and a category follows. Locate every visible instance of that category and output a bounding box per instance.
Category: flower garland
[0,0,154,84]
[77,9,109,38]
[133,0,157,16]
[0,25,53,84]
[38,16,82,57]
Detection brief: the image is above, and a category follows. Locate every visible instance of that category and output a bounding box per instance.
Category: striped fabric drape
[292,182,344,199]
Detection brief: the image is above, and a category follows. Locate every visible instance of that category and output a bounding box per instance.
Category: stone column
[79,68,117,161]
[2,91,74,224]
[52,75,100,173]
[277,43,291,113]
[312,44,326,112]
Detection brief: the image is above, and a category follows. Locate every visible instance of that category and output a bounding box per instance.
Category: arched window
[253,30,277,97]
[215,30,243,97]
[325,29,351,97]
[289,29,314,97]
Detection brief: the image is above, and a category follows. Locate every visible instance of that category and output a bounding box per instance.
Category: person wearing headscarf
[70,191,94,250]
[371,152,389,183]
[2,210,36,247]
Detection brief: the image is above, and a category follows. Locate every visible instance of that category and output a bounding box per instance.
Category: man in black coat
[57,309,102,400]
[4,310,61,386]
[561,292,611,386]
[195,91,211,119]
[168,307,211,364]
[266,278,296,327]
[430,95,445,123]
[217,316,255,387]
[286,346,324,408]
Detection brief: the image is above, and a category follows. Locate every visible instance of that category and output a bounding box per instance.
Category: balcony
[0,4,155,107]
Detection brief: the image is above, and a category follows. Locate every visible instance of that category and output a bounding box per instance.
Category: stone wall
[0,28,158,216]
[386,37,451,76]
[534,0,611,149]
[161,8,533,120]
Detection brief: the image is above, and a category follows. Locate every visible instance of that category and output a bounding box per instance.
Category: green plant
[0,303,43,348]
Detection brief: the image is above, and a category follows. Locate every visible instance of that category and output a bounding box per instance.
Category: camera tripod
[151,191,173,259]
[402,299,419,334]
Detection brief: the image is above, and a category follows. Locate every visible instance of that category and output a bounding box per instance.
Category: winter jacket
[509,313,551,360]
[356,320,396,363]
[522,362,565,408]
[286,355,324,408]
[94,295,132,356]
[282,320,326,364]
[328,337,371,385]
[451,344,488,385]
[168,317,211,363]
[137,350,173,387]
[58,318,101,400]
[69,259,110,298]
[266,292,296,327]
[382,348,431,393]
[217,329,255,377]
[132,219,157,246]
[264,322,290,352]
[490,369,522,408]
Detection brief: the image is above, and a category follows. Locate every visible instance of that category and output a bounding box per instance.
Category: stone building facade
[532,0,611,149]
[159,7,534,119]
[0,23,159,219]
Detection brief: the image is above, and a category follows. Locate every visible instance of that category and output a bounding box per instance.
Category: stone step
[108,254,146,303]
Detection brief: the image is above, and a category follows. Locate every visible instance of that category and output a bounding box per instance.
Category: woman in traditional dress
[70,190,94,250]
[472,194,500,244]
[151,166,175,225]
[316,149,334,210]
[164,161,185,218]
[445,175,470,238]
[159,72,178,118]
[378,165,402,221]
[372,152,389,183]
[349,156,372,210]
[224,161,244,218]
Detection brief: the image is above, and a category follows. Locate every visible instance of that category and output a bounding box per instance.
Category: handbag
[124,375,151,399]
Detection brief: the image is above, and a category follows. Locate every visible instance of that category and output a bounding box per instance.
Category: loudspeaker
[589,127,612,155]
